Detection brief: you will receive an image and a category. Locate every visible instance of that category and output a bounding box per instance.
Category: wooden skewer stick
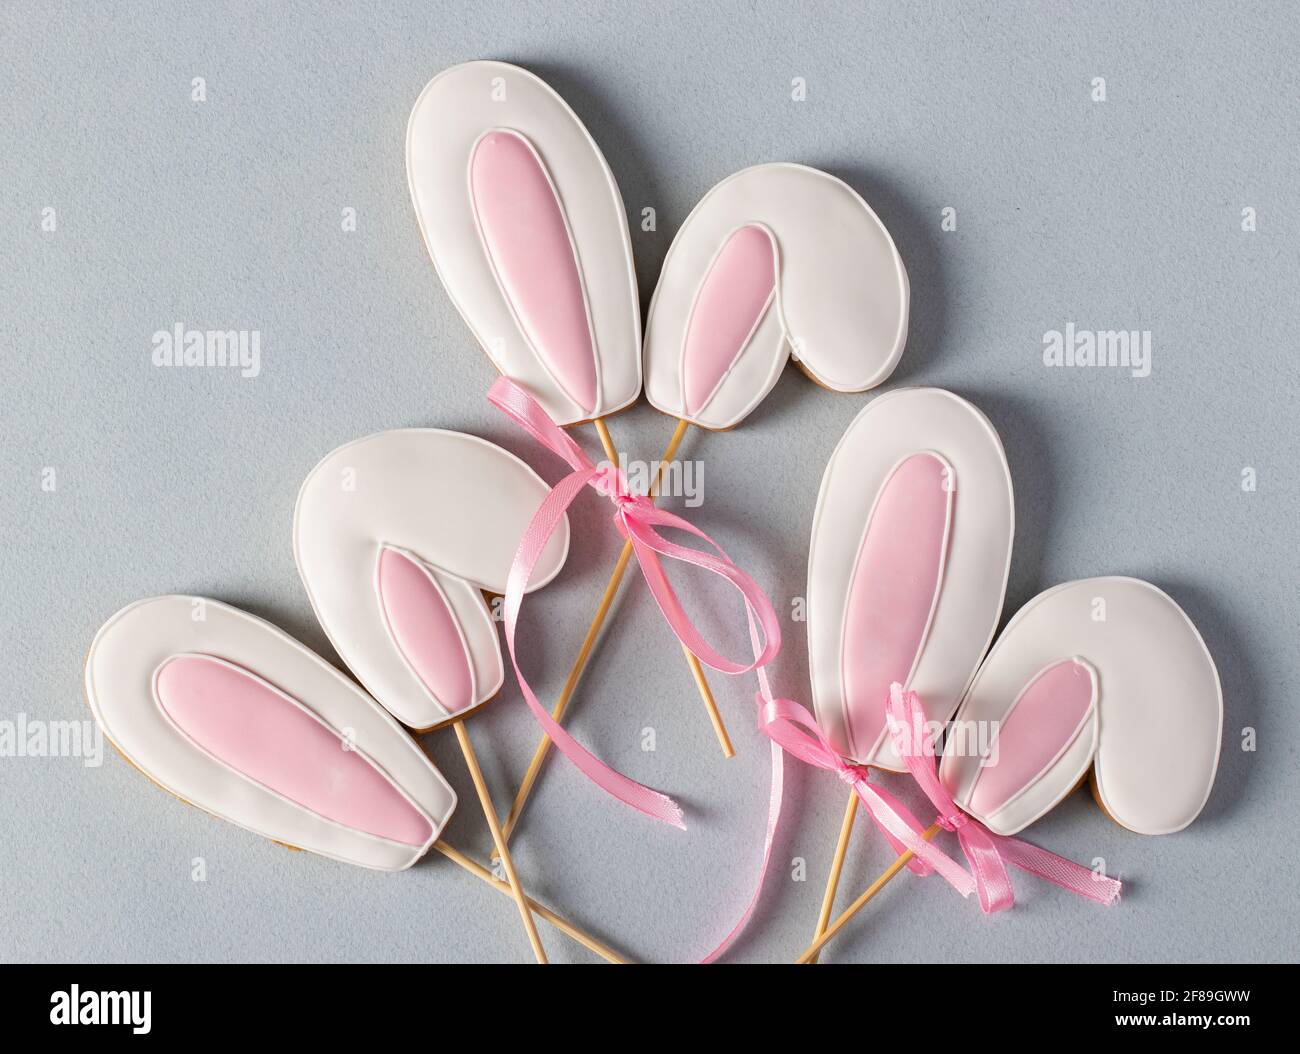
[493,418,732,855]
[452,719,548,963]
[684,641,733,756]
[432,840,627,964]
[590,416,622,465]
[809,790,859,964]
[591,417,733,757]
[795,822,942,964]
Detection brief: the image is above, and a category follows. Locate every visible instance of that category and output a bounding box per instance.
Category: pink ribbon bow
[886,682,1122,911]
[488,377,783,828]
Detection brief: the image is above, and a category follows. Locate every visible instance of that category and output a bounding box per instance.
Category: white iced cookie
[939,577,1222,836]
[808,388,1013,770]
[407,60,642,426]
[85,596,455,871]
[643,163,908,431]
[293,429,569,732]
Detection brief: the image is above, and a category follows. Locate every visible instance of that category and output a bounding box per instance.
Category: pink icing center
[469,129,598,415]
[154,654,433,847]
[841,453,953,758]
[969,659,1096,817]
[376,546,475,715]
[682,224,778,415]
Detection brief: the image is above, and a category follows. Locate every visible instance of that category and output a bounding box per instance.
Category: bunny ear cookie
[84,596,455,871]
[940,577,1223,836]
[643,163,909,430]
[407,60,642,426]
[808,388,1013,770]
[293,429,569,732]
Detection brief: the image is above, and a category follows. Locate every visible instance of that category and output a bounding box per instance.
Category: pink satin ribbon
[488,377,782,828]
[696,620,789,961]
[756,691,980,899]
[885,682,1122,911]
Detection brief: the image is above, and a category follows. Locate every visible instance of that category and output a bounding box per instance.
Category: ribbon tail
[697,612,793,962]
[514,669,685,829]
[502,465,684,829]
[990,832,1122,907]
[699,739,784,963]
[955,824,1016,913]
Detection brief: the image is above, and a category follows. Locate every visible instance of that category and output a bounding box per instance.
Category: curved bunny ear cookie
[407,60,641,426]
[643,163,908,430]
[84,596,455,871]
[940,578,1222,836]
[808,388,1013,770]
[294,429,569,731]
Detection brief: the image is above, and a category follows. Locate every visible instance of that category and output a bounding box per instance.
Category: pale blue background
[1,1,1295,963]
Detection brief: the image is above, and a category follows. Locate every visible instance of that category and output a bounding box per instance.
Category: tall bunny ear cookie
[941,577,1222,836]
[644,163,909,431]
[293,429,568,733]
[407,60,641,426]
[801,386,1011,957]
[84,595,455,871]
[808,388,1014,771]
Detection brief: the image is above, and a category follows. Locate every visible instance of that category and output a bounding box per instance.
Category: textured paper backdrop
[1,1,1295,963]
